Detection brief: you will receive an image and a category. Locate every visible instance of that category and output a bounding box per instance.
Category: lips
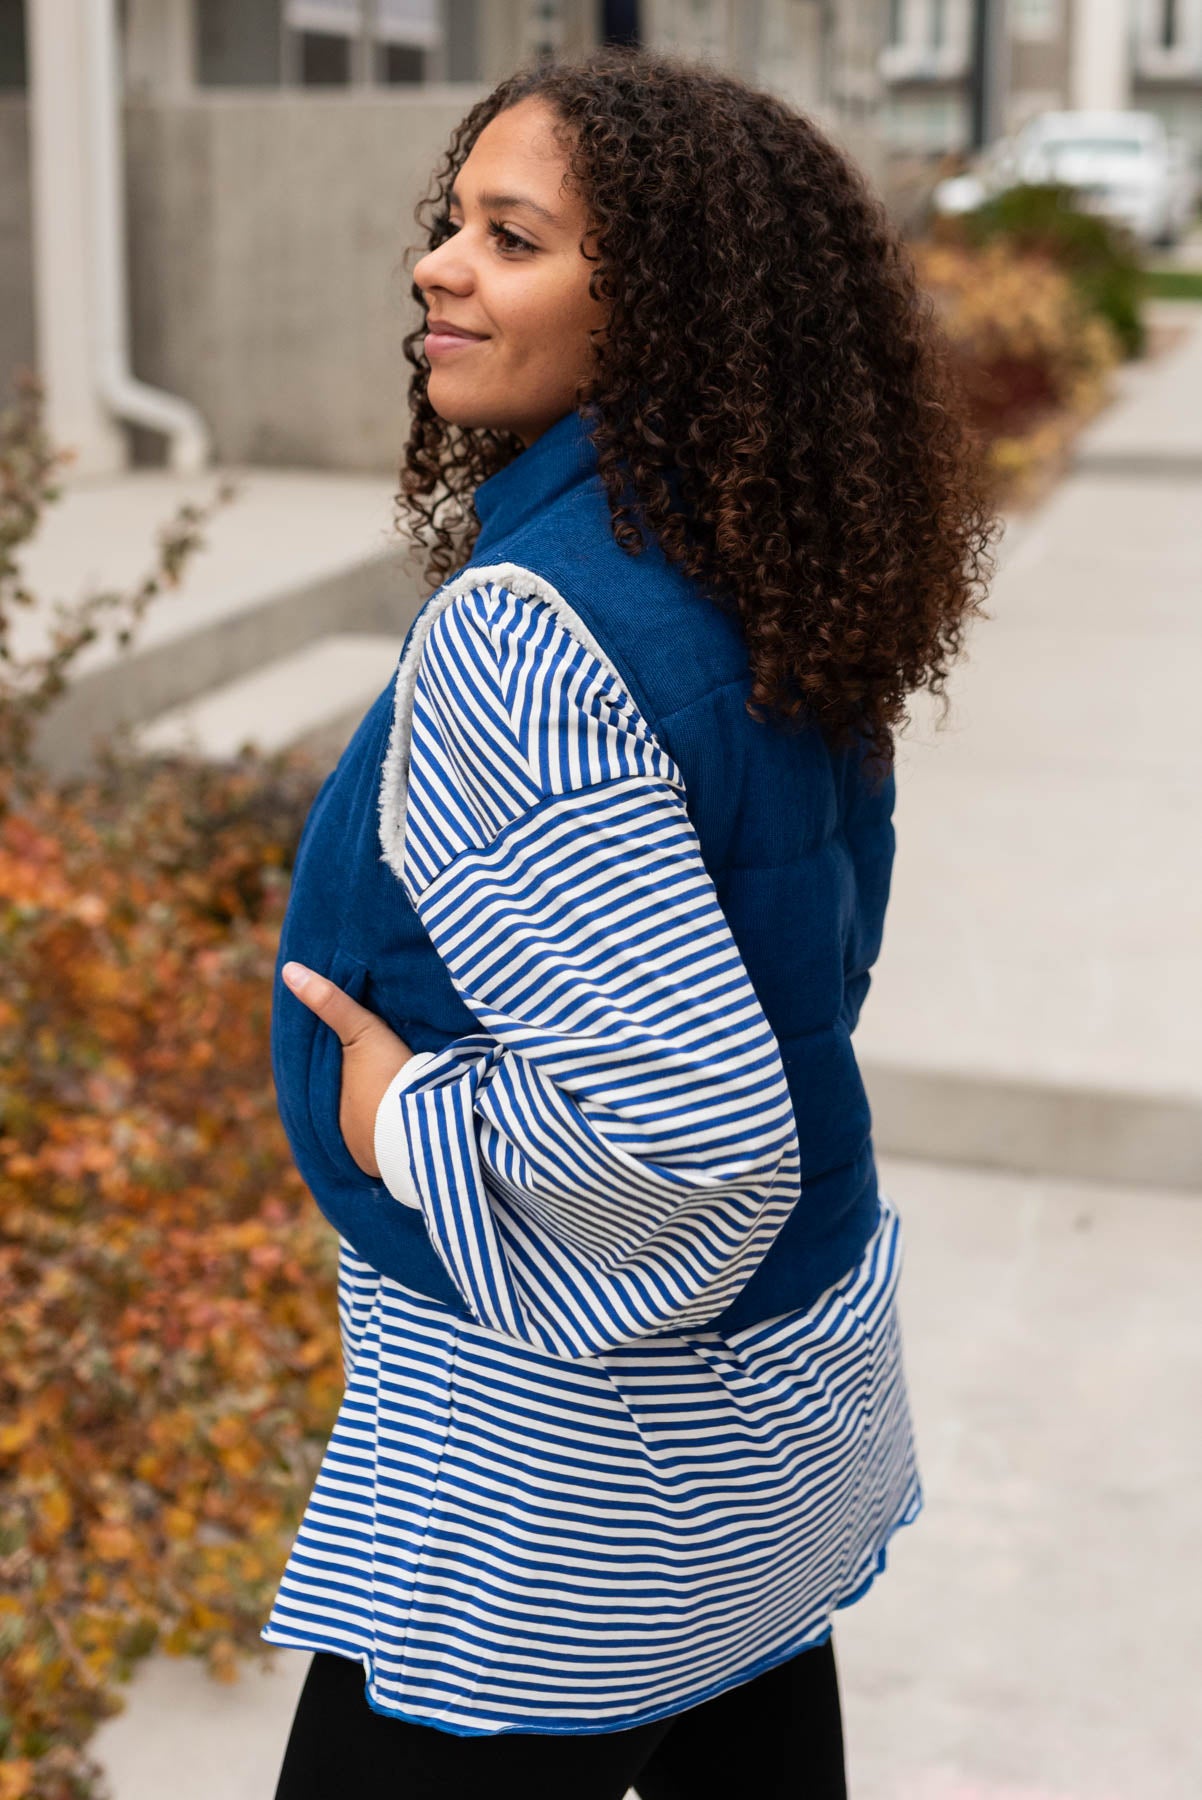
[424,319,488,362]
[425,320,487,340]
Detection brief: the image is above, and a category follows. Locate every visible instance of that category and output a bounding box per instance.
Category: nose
[414,231,473,300]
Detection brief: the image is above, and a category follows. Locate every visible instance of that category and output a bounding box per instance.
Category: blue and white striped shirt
[260,577,923,1735]
[372,579,803,1359]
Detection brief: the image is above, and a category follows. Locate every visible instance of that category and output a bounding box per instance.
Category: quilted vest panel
[271,408,894,1333]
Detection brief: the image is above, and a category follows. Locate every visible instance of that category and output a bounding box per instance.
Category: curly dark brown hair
[395,45,998,777]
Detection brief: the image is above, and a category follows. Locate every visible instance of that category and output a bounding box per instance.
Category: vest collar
[473,406,601,549]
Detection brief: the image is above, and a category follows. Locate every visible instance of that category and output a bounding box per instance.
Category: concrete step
[32,551,420,778]
[18,463,423,778]
[130,633,402,762]
[862,1059,1202,1195]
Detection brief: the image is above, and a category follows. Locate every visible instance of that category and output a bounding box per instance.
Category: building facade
[116,0,890,170]
[2,0,896,475]
[880,0,1202,167]
[1132,0,1202,164]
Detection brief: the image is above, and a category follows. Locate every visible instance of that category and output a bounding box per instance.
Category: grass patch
[1141,267,1202,302]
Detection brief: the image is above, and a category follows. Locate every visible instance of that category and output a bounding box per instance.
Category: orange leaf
[0,1415,35,1456]
[0,1759,36,1800]
[163,1507,196,1541]
[88,1522,139,1562]
[38,1485,73,1544]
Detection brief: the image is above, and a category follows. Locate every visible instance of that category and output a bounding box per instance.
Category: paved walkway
[15,461,418,780]
[836,1154,1202,1800]
[856,301,1202,1188]
[89,1151,1202,1800]
[13,464,398,674]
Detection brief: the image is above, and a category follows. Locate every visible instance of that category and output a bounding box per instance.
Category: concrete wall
[0,97,35,403]
[7,42,893,476]
[124,87,485,471]
[1007,17,1074,132]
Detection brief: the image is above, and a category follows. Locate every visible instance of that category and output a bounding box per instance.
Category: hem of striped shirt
[258,1191,925,1738]
[259,1493,924,1738]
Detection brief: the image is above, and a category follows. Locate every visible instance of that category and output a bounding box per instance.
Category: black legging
[272,1635,847,1800]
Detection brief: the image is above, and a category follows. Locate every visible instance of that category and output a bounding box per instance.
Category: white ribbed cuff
[373,1051,437,1208]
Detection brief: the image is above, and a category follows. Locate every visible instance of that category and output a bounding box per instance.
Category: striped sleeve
[374,578,802,1360]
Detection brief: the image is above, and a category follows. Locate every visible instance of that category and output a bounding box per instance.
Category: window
[882,91,970,153]
[880,0,971,79]
[299,30,352,82]
[931,0,946,51]
[284,0,443,84]
[0,0,26,88]
[287,0,361,34]
[1133,0,1202,74]
[377,42,425,80]
[375,0,443,50]
[601,0,641,45]
[1010,0,1062,42]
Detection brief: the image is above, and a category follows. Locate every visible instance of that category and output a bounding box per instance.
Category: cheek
[494,268,599,366]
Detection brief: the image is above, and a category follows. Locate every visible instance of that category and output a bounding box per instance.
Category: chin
[426,383,511,435]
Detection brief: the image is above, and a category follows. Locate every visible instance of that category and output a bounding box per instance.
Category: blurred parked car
[933,110,1197,248]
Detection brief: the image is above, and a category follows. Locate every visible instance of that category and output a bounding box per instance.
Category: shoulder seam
[376,561,682,885]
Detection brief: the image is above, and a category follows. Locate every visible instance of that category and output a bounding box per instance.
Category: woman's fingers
[281,960,376,1047]
[281,960,416,1179]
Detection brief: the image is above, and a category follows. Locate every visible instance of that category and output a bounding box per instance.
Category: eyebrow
[447,185,561,226]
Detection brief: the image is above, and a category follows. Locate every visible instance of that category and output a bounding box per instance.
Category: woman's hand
[281,960,415,1179]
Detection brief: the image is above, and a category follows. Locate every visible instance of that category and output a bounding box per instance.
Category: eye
[487,218,535,254]
[428,212,535,255]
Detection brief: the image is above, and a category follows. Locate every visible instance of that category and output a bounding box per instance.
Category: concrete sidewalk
[836,1153,1202,1800]
[89,1152,1202,1800]
[14,463,421,777]
[857,301,1202,1191]
[12,465,401,673]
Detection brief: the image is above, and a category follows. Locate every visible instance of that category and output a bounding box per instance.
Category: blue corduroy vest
[271,406,895,1336]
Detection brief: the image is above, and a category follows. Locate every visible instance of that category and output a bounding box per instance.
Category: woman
[263,45,996,1800]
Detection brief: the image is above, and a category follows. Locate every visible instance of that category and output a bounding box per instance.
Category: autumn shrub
[0,749,345,1800]
[911,238,1122,503]
[934,179,1146,358]
[1,372,342,1800]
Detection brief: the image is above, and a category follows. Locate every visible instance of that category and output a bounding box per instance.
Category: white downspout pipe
[1069,0,1131,113]
[84,0,211,474]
